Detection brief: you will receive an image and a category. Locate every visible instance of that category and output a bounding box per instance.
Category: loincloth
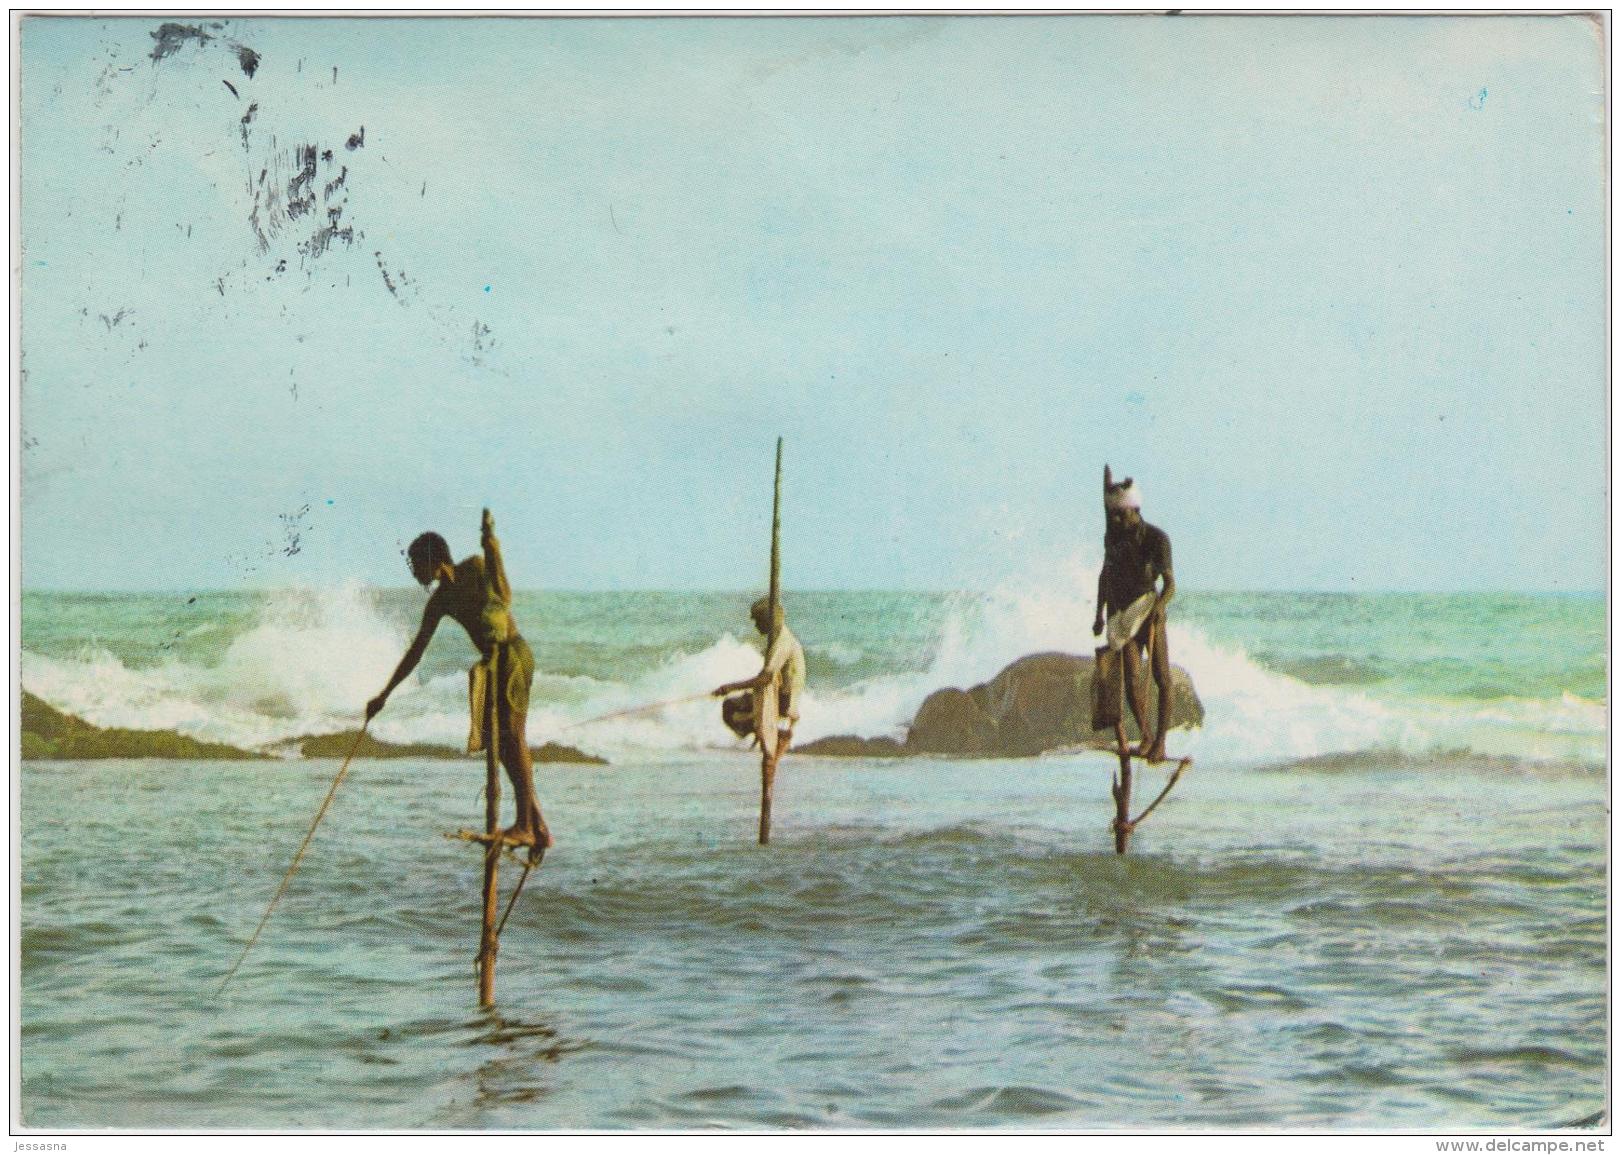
[1105,592,1158,652]
[1092,598,1168,732]
[466,635,534,753]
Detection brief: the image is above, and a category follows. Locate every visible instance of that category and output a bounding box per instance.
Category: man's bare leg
[500,709,552,850]
[1143,622,1172,763]
[1121,641,1155,755]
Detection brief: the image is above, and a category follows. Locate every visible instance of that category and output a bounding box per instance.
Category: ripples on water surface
[20,751,1606,1130]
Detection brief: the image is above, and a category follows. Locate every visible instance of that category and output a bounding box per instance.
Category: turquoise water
[20,589,1609,699]
[18,588,1609,1129]
[19,588,1608,764]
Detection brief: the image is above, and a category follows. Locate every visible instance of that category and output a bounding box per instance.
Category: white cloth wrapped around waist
[1105,592,1158,652]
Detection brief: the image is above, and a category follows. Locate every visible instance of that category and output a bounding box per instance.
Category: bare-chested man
[367,509,551,852]
[1092,467,1176,762]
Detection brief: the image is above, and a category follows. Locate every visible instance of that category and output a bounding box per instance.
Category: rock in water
[794,734,909,758]
[297,729,608,765]
[906,687,1001,755]
[905,651,1203,757]
[21,690,266,760]
[298,730,460,759]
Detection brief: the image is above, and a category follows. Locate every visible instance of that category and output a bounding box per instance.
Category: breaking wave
[19,574,1607,768]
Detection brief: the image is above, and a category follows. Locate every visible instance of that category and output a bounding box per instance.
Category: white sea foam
[18,578,1607,767]
[22,585,409,750]
[794,557,1605,768]
[785,554,1417,764]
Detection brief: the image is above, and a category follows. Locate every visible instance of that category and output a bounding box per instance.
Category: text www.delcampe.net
[1437,1143,1607,1153]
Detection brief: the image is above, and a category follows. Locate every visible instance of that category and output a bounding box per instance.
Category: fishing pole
[217,720,370,995]
[558,692,715,731]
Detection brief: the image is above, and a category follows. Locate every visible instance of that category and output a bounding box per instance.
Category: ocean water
[18,584,1608,1129]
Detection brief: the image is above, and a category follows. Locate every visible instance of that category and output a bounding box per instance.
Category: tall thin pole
[760,436,783,846]
[1112,721,1133,855]
[477,655,501,1006]
[768,436,782,646]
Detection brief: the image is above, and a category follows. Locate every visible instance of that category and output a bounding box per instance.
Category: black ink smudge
[302,206,353,260]
[149,21,263,82]
[149,23,212,63]
[285,144,318,221]
[345,127,365,151]
[222,79,238,99]
[239,102,257,150]
[375,252,399,297]
[277,503,312,557]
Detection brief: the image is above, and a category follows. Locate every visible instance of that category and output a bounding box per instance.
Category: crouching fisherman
[713,597,806,844]
[367,508,552,852]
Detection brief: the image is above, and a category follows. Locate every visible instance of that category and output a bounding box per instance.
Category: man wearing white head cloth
[1093,466,1177,761]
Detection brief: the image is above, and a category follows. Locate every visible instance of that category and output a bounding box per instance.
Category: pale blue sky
[20,15,1608,591]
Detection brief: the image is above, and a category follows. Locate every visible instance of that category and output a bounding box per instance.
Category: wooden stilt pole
[477,653,501,1007]
[759,437,783,846]
[768,437,782,635]
[1112,720,1133,855]
[759,750,776,846]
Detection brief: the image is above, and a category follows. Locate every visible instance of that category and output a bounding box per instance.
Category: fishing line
[558,692,715,731]
[217,720,370,995]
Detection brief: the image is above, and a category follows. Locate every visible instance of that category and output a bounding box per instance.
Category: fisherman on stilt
[1093,467,1177,763]
[713,597,806,843]
[367,508,552,854]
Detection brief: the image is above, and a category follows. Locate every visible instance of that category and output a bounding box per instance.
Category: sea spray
[213,585,405,719]
[21,585,409,749]
[18,587,1606,767]
[1167,624,1405,763]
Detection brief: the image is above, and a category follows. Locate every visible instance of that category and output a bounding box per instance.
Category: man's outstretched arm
[368,604,442,719]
